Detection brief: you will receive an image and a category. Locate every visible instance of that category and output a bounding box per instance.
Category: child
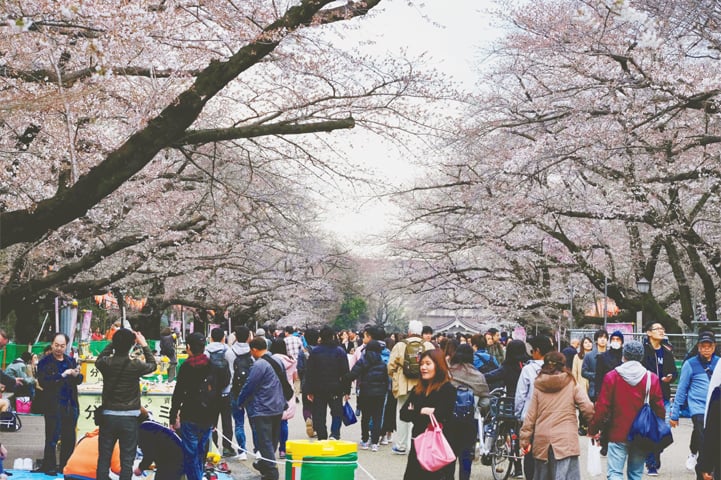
[345,340,389,451]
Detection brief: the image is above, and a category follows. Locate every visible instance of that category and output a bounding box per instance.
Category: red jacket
[589,368,665,443]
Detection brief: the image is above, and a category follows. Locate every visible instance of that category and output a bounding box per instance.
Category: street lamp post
[636,277,650,333]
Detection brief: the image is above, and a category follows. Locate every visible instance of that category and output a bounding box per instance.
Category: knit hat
[255,328,266,337]
[408,320,423,335]
[622,340,644,362]
[610,330,625,343]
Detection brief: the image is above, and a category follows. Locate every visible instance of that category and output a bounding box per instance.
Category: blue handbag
[627,372,673,452]
[342,400,358,426]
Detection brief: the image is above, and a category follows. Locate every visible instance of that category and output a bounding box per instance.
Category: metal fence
[568,329,696,359]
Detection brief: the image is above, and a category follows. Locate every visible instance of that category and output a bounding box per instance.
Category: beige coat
[387,337,435,399]
[571,354,589,392]
[519,371,594,462]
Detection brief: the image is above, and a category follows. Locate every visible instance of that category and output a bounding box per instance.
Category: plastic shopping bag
[413,413,456,472]
[342,400,357,426]
[587,437,602,477]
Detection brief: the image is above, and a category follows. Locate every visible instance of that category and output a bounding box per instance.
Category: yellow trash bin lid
[286,439,357,459]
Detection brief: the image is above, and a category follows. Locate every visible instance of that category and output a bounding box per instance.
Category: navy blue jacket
[305,344,350,397]
[345,350,388,397]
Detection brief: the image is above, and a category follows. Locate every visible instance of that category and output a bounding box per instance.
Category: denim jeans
[231,395,248,452]
[607,442,645,480]
[311,394,342,440]
[250,415,281,480]
[179,421,212,480]
[279,419,288,453]
[97,414,138,480]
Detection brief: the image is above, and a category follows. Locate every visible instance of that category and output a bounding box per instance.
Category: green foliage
[333,295,369,331]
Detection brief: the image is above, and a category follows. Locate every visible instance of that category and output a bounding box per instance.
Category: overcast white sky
[318,1,503,252]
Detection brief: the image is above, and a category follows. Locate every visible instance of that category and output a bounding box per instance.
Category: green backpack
[402,338,426,379]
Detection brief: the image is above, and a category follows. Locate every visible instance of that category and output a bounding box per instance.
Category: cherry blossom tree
[0,0,457,337]
[394,0,721,332]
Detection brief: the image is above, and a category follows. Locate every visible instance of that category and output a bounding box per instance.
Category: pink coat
[520,372,594,461]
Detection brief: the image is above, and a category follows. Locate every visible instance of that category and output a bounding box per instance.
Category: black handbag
[0,411,22,432]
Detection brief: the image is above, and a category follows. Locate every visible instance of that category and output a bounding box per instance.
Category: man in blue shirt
[236,337,287,480]
[671,330,719,480]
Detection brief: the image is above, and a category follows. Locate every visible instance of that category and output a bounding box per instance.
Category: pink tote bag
[413,413,456,472]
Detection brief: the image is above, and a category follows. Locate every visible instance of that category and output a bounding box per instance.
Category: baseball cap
[698,331,716,344]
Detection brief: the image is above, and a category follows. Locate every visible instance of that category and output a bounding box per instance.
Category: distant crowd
[0,319,718,480]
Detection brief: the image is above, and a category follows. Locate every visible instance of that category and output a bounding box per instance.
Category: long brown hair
[414,349,451,396]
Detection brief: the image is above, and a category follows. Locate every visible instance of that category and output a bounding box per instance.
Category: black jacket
[484,362,523,396]
[642,342,677,401]
[169,355,217,428]
[595,348,623,397]
[400,382,456,437]
[345,350,388,397]
[304,344,350,397]
[159,334,177,363]
[96,344,157,411]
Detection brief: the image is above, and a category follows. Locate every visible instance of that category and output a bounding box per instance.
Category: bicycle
[479,387,522,480]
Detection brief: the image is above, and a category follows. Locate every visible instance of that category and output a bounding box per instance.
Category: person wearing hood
[228,325,253,460]
[520,351,594,480]
[205,327,234,458]
[345,339,389,451]
[589,341,665,480]
[447,344,491,480]
[594,330,625,399]
[270,339,298,458]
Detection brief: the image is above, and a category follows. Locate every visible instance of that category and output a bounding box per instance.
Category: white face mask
[610,341,622,350]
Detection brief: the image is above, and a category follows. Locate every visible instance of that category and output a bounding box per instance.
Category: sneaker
[238,452,247,461]
[329,435,340,441]
[391,446,407,455]
[305,418,315,438]
[380,437,389,446]
[686,453,698,471]
[371,444,378,452]
[359,441,370,450]
[647,466,658,476]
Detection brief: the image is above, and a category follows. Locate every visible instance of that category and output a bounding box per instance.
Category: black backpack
[200,350,231,409]
[231,351,253,396]
[453,385,475,421]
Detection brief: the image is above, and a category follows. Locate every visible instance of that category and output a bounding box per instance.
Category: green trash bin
[285,439,357,480]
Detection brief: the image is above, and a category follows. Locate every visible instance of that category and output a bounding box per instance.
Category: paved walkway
[223,406,698,480]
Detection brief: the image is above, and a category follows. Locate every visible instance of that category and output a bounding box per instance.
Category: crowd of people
[0,319,717,480]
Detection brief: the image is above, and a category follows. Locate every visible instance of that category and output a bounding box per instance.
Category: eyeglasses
[650,327,665,332]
